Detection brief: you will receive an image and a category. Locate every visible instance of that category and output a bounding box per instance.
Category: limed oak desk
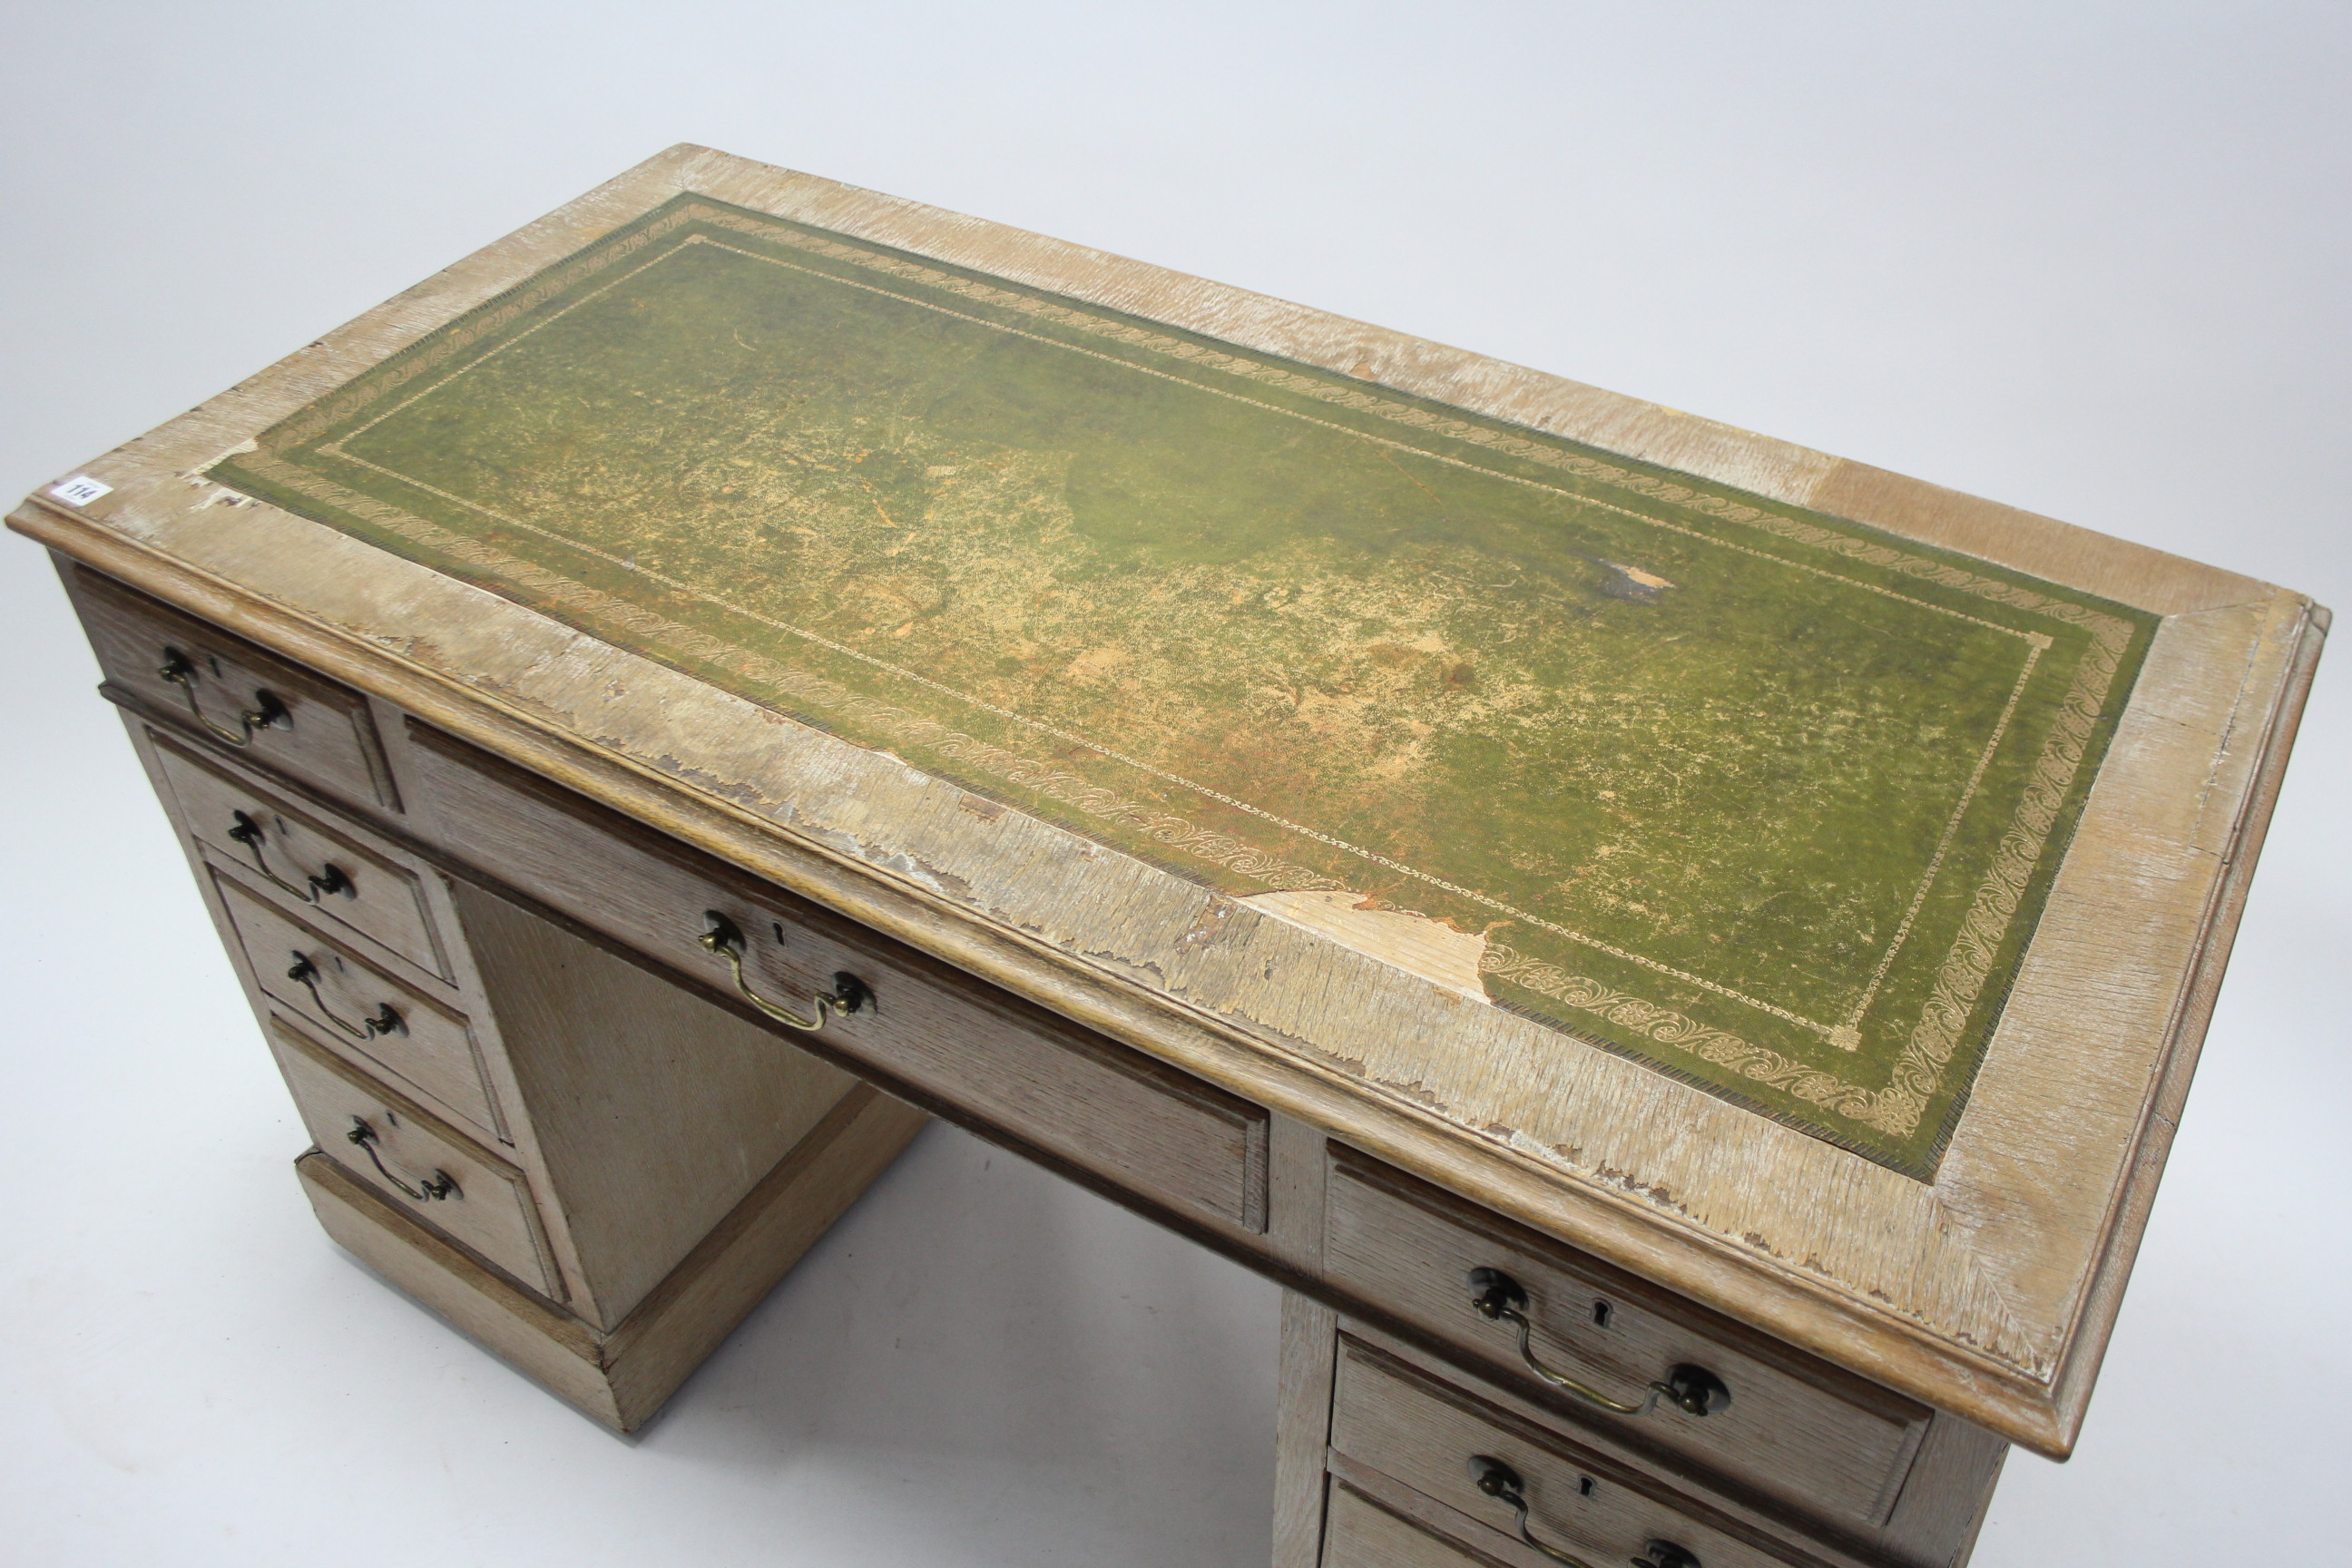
[11,145,2323,1568]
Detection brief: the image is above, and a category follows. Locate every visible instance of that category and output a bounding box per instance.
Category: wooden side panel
[1325,1149,1928,1529]
[449,878,863,1329]
[1278,1289,1343,1568]
[1877,1415,2005,1568]
[600,1084,930,1426]
[296,1084,928,1435]
[408,722,1271,1235]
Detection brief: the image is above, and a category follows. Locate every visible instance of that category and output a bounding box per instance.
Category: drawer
[219,878,505,1142]
[268,1020,556,1298]
[1325,1483,1490,1568]
[71,567,400,810]
[1325,1149,1928,1528]
[407,725,1269,1234]
[1332,1337,1803,1568]
[153,730,451,981]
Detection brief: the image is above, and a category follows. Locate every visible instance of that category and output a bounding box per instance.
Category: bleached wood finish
[1310,1311,2002,1568]
[1330,1338,1790,1568]
[7,144,2323,1455]
[1323,1146,1928,1529]
[71,565,400,810]
[298,1083,928,1432]
[155,733,450,979]
[447,877,863,1329]
[271,1020,560,1296]
[224,878,507,1141]
[407,723,1273,1237]
[111,646,926,1420]
[1278,1290,1343,1568]
[1323,1483,1490,1568]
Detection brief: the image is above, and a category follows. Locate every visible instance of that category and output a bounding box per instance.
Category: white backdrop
[3,5,2345,1564]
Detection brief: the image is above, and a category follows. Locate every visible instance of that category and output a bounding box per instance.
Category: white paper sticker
[48,475,113,507]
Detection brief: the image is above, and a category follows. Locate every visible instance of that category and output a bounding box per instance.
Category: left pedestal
[71,561,927,1434]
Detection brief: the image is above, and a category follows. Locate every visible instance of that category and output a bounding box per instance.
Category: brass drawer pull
[1469,1268,1730,1418]
[697,911,870,1033]
[1469,1455,1699,1568]
[158,647,290,748]
[346,1116,457,1202]
[285,950,406,1041]
[227,810,353,903]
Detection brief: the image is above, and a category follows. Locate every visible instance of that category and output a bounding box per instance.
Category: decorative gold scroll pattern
[235,197,2140,1146]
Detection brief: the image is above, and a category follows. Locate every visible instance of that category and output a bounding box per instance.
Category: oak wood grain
[448,878,863,1329]
[156,733,450,980]
[293,1080,925,1433]
[223,877,505,1142]
[1324,1482,1498,1568]
[1329,1337,1808,1568]
[270,1018,558,1295]
[68,564,399,810]
[1328,1317,1997,1568]
[409,721,1273,1237]
[9,144,2323,1451]
[1325,1147,1927,1529]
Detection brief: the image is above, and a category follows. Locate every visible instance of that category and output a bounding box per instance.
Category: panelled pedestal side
[74,562,927,1431]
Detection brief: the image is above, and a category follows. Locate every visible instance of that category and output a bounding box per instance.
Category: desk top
[12,145,2320,1455]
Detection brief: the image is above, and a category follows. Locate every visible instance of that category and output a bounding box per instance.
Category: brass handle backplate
[1469,1268,1730,1419]
[346,1116,456,1202]
[158,647,290,748]
[227,810,352,903]
[1469,1456,1700,1568]
[698,911,869,1034]
[286,951,405,1042]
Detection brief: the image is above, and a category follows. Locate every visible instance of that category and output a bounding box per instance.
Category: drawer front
[72,567,399,810]
[268,1021,555,1297]
[1326,1150,1926,1527]
[1325,1483,1489,1568]
[154,732,450,981]
[219,879,504,1142]
[1332,1338,1800,1568]
[407,726,1269,1234]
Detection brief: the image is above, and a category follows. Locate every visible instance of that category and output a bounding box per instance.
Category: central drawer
[405,725,1269,1235]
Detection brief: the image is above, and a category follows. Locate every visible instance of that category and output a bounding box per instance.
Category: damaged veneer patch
[1242,889,1490,1004]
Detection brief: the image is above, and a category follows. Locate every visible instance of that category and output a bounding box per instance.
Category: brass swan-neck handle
[1469,1268,1730,1419]
[158,646,289,748]
[697,912,870,1034]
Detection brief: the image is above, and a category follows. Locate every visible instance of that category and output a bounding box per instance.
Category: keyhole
[771,921,787,945]
[1579,1475,1594,1497]
[1592,1299,1612,1328]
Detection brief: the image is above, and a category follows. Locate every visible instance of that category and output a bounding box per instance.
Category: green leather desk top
[215,194,2158,1177]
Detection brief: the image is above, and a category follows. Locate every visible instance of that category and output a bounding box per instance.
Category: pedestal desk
[12,145,2323,1568]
